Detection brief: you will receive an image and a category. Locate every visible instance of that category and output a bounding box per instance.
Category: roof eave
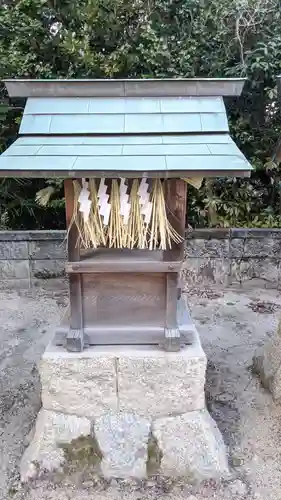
[3,78,247,98]
[0,168,251,179]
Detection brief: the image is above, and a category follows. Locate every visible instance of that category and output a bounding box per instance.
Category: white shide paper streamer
[138,178,152,225]
[78,179,92,222]
[97,178,111,226]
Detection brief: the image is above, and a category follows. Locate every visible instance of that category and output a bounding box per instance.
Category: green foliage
[0,176,65,229]
[1,0,281,229]
[188,177,281,228]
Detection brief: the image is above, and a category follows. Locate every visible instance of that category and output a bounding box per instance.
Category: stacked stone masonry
[21,330,229,482]
[1,228,281,289]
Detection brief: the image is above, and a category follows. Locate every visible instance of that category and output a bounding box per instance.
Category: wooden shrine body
[0,78,252,354]
[57,178,189,352]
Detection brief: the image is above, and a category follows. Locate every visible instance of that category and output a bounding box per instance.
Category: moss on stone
[7,486,18,497]
[34,269,65,280]
[146,433,163,476]
[61,435,102,468]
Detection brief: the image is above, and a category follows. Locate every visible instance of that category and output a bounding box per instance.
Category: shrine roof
[0,78,252,178]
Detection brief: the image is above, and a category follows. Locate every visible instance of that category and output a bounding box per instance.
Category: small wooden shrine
[0,78,251,352]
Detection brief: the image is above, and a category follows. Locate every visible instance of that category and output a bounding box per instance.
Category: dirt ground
[1,284,281,500]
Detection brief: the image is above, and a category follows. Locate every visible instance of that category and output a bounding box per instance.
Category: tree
[1,0,281,228]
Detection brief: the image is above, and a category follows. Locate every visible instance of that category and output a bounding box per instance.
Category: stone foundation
[21,329,229,482]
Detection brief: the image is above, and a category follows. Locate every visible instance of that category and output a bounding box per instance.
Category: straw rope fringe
[68,178,184,250]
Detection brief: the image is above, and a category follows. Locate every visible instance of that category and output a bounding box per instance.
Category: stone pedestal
[21,327,229,482]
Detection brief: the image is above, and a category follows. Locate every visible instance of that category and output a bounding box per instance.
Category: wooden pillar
[64,179,84,352]
[164,179,187,351]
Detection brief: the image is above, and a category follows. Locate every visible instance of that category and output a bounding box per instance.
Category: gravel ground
[1,285,281,500]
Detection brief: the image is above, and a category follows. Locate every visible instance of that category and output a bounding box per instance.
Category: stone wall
[1,228,281,289]
[183,228,281,289]
[0,230,66,289]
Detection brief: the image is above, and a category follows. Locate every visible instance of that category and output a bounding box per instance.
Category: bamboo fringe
[127,179,146,249]
[108,179,124,248]
[68,179,183,250]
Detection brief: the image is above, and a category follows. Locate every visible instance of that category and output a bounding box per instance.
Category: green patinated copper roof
[0,78,252,178]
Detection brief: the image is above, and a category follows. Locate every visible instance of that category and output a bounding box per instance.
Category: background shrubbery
[1,0,281,229]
